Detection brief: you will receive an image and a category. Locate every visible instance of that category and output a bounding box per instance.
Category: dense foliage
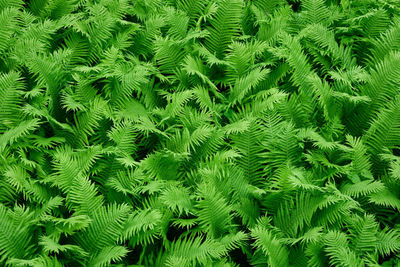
[1,0,400,266]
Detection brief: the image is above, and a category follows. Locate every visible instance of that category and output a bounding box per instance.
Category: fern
[0,205,35,262]
[87,246,129,267]
[0,7,19,57]
[301,0,332,25]
[1,0,400,266]
[164,235,227,266]
[363,95,400,154]
[0,71,24,130]
[251,225,290,267]
[0,119,41,152]
[323,231,365,267]
[74,203,131,253]
[203,0,243,58]
[361,52,400,123]
[195,183,233,238]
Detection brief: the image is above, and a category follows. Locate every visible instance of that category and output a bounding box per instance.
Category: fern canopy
[1,0,400,266]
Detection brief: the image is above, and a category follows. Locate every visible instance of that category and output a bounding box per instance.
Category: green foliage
[1,0,400,266]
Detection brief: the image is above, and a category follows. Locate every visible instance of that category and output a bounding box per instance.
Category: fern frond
[66,174,104,216]
[75,203,131,252]
[195,183,233,237]
[376,228,400,256]
[229,67,269,105]
[360,8,391,38]
[165,235,227,266]
[300,0,331,25]
[340,180,385,198]
[154,37,187,75]
[0,0,23,10]
[251,225,290,267]
[347,215,378,254]
[160,185,194,215]
[231,119,265,186]
[0,119,41,152]
[369,19,400,63]
[360,52,400,124]
[39,235,87,257]
[363,95,400,154]
[0,7,19,56]
[300,23,354,69]
[120,208,162,245]
[203,0,243,58]
[0,205,35,262]
[0,71,24,130]
[87,245,129,267]
[323,231,365,267]
[369,188,400,210]
[176,0,208,26]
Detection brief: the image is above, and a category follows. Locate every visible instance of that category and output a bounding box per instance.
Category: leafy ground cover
[1,0,400,266]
